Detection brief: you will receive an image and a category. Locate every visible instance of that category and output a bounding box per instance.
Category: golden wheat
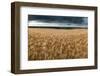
[28,28,88,60]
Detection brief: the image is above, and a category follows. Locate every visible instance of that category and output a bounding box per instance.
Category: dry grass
[28,28,88,60]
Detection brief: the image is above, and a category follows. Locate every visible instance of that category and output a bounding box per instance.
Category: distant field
[28,28,88,60]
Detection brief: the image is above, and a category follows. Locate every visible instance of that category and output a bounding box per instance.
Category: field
[28,28,88,60]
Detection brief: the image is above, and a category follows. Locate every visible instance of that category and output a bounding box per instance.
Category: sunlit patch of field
[28,28,88,60]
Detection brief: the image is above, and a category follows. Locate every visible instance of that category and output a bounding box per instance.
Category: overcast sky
[28,15,88,27]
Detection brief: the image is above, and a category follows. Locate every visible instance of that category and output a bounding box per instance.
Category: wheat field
[28,28,88,60]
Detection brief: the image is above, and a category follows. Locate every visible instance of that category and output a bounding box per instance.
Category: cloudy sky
[28,15,88,27]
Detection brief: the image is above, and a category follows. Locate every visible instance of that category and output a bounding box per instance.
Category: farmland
[28,28,88,60]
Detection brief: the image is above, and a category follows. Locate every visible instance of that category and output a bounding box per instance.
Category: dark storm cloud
[28,15,88,26]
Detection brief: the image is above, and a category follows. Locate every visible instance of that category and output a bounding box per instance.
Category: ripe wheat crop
[28,28,88,60]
